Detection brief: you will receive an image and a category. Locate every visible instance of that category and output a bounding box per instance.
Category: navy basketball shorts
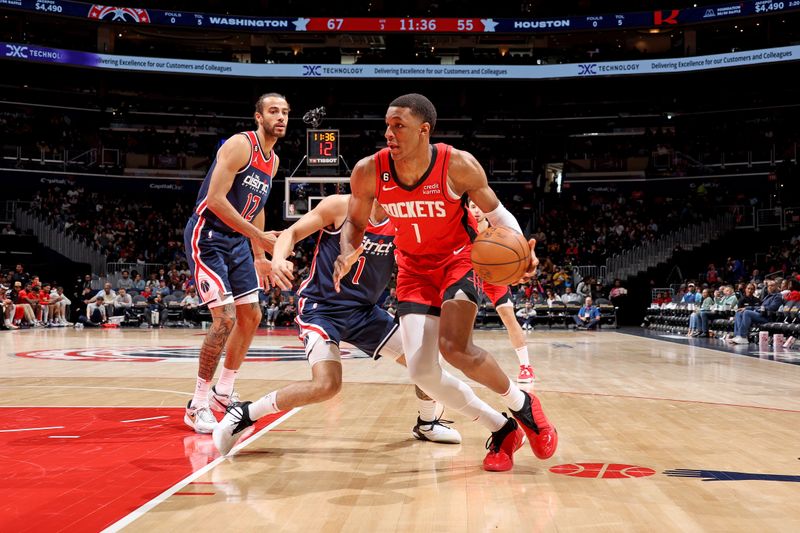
[184,214,261,307]
[295,299,400,361]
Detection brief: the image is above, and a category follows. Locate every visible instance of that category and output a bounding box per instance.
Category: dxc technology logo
[5,44,28,58]
[303,65,322,76]
[578,63,597,76]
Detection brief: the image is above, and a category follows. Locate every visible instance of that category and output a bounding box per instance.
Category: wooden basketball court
[1,327,799,532]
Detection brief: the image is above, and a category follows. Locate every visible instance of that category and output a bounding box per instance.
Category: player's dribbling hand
[253,231,281,254]
[254,257,272,290]
[515,238,539,285]
[270,257,295,291]
[332,244,364,293]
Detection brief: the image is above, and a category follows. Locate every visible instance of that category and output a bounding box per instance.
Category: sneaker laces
[225,402,253,435]
[417,417,455,431]
[485,415,515,453]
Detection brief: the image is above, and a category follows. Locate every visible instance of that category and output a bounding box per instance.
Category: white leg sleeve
[400,314,506,432]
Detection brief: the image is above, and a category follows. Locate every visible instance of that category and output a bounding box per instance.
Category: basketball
[470,227,531,285]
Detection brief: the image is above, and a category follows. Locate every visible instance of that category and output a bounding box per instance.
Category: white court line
[0,426,64,433]
[101,407,302,533]
[120,416,169,423]
[0,385,193,396]
[49,436,80,439]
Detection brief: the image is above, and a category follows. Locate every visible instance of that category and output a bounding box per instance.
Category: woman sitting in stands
[687,288,714,337]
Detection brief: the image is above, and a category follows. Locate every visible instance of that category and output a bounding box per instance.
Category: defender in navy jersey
[183,93,288,435]
[212,194,461,456]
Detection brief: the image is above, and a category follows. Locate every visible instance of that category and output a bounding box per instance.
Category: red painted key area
[0,407,283,532]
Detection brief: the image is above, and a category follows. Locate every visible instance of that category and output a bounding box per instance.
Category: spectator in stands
[516,299,535,330]
[737,283,760,310]
[113,288,133,316]
[545,288,559,306]
[2,225,15,235]
[278,295,298,326]
[147,291,168,328]
[552,266,569,292]
[706,264,719,285]
[132,273,145,291]
[719,285,739,308]
[730,280,783,344]
[117,270,134,291]
[688,288,714,337]
[146,273,159,290]
[382,287,398,314]
[561,286,582,305]
[155,279,171,298]
[576,277,592,300]
[574,296,601,330]
[265,287,282,328]
[1,286,18,329]
[181,287,200,324]
[682,283,702,304]
[12,264,29,287]
[85,282,115,323]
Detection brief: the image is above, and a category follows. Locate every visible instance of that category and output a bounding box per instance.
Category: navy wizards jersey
[193,130,276,233]
[297,218,396,307]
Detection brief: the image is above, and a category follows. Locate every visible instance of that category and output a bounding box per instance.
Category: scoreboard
[306,129,339,166]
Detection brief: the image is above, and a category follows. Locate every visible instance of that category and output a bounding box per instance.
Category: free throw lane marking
[0,426,64,433]
[120,416,170,423]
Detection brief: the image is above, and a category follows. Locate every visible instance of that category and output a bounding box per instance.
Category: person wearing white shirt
[560,286,582,305]
[181,287,200,324]
[85,282,115,322]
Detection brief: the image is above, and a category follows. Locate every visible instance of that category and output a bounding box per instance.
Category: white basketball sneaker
[412,403,462,444]
[184,400,218,434]
[208,385,240,413]
[213,401,255,456]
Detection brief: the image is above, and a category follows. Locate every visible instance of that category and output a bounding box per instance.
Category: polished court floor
[1,326,799,532]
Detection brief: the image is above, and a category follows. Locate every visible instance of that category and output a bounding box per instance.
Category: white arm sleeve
[484,202,523,234]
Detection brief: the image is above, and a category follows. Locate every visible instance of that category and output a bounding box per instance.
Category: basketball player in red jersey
[469,201,535,383]
[334,94,557,471]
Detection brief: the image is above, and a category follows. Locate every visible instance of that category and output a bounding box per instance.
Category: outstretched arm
[334,156,376,292]
[270,194,350,290]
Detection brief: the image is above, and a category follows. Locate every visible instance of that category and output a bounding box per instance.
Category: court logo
[14,346,368,363]
[5,44,28,58]
[578,64,597,76]
[551,463,655,479]
[88,6,151,23]
[303,65,322,76]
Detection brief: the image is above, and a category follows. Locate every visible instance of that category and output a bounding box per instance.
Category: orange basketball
[471,227,531,285]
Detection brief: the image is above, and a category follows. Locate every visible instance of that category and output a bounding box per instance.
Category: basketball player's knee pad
[234,292,260,306]
[306,331,341,367]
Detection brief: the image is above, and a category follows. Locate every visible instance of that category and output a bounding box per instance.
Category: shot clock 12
[307,129,339,166]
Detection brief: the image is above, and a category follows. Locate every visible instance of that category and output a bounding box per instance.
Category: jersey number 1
[352,256,367,285]
[241,193,261,222]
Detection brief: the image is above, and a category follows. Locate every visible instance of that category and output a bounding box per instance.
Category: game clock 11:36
[307,129,339,166]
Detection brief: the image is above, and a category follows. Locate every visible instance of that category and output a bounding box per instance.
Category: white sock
[216,367,238,396]
[515,346,530,367]
[417,398,437,422]
[502,380,527,412]
[249,390,280,420]
[191,377,211,408]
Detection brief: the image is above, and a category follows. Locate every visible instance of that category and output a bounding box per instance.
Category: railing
[1,146,98,169]
[14,205,107,275]
[572,265,607,284]
[605,211,735,281]
[106,262,165,279]
[0,200,16,224]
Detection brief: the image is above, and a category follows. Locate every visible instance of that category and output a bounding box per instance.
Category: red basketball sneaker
[483,415,526,472]
[517,365,535,384]
[510,392,558,459]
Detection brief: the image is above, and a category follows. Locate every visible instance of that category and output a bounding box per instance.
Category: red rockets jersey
[374,143,477,262]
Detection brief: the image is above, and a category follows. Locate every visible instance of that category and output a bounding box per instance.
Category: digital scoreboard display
[307,129,339,166]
